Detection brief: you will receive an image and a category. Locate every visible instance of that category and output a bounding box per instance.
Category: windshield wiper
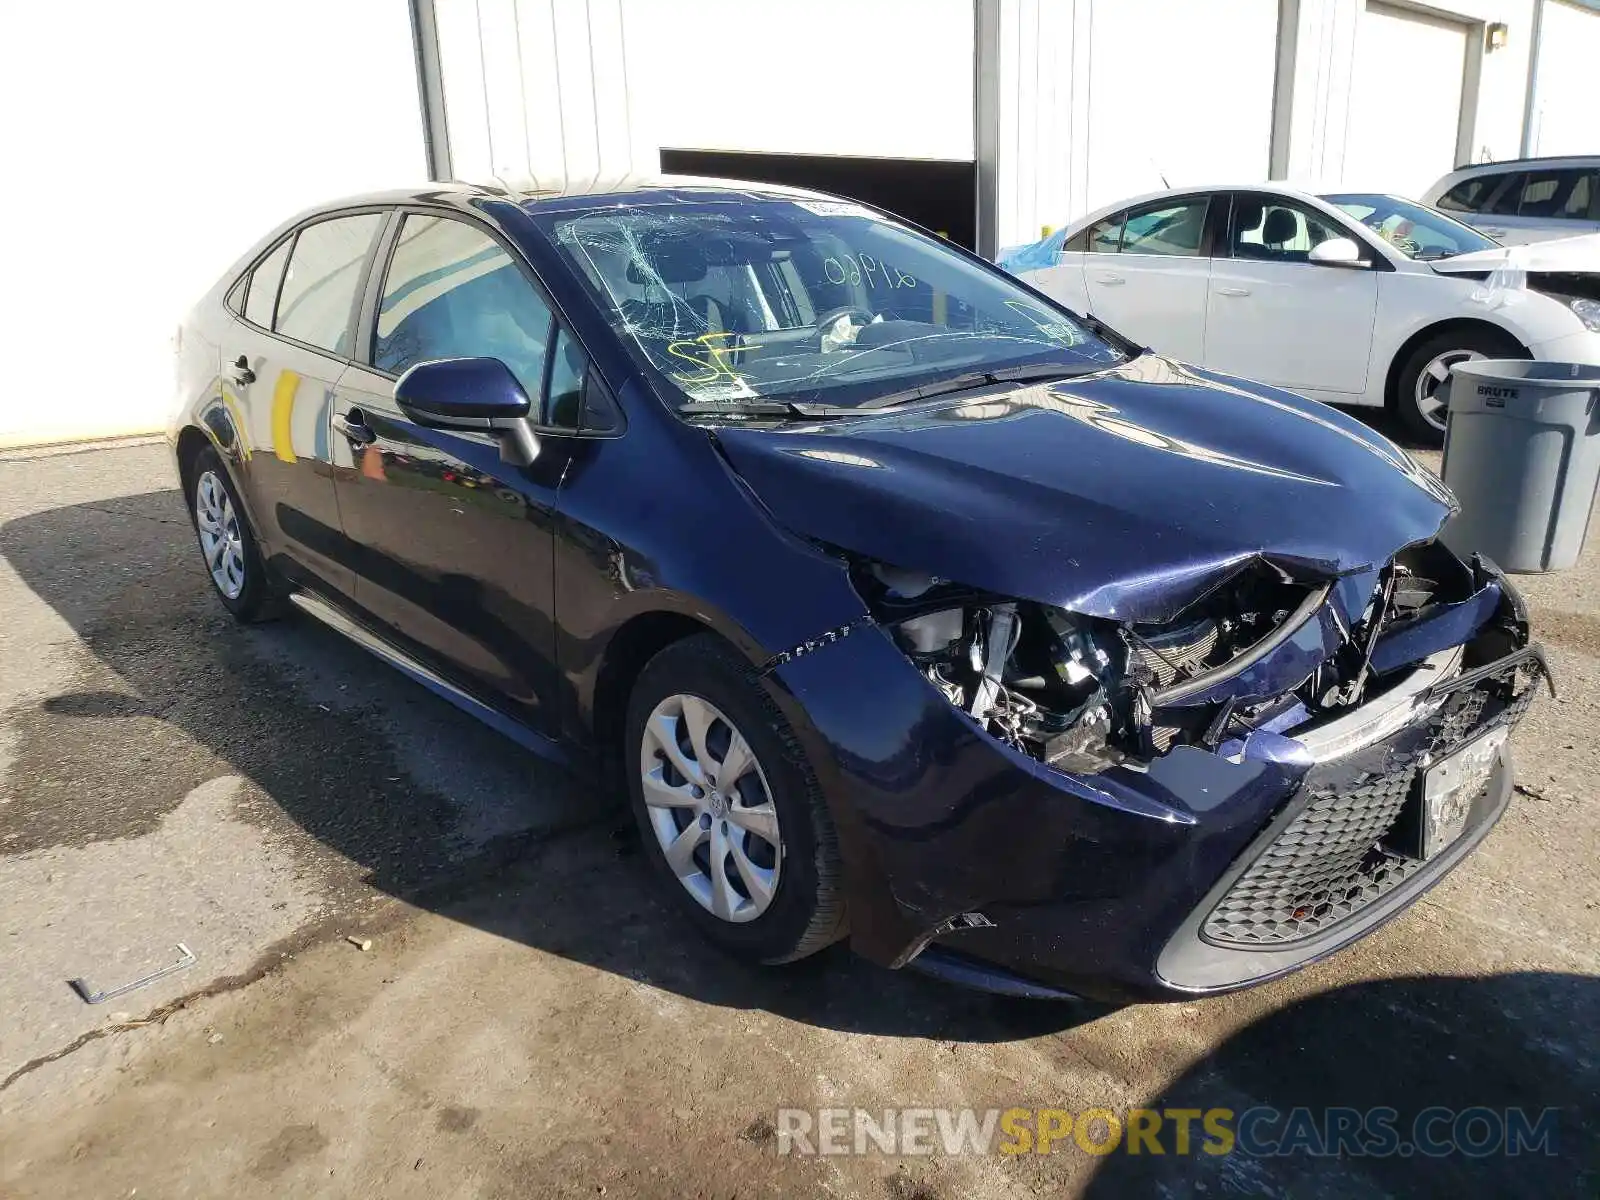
[676,399,863,419]
[857,362,1100,410]
[677,360,1114,420]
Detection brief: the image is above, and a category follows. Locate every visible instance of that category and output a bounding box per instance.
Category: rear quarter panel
[1017,252,1091,319]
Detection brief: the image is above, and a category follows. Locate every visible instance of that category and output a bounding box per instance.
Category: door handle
[333,410,376,447]
[1216,286,1252,297]
[1094,273,1127,286]
[228,355,255,386]
[1481,227,1508,239]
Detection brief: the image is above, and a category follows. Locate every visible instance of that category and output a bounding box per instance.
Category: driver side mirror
[394,357,540,465]
[1308,237,1368,269]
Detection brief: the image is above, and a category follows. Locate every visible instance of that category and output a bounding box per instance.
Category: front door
[1204,194,1377,395]
[330,212,568,730]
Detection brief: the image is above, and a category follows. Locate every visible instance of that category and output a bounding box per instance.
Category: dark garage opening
[658,148,978,251]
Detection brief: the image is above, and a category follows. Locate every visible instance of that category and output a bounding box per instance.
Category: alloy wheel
[194,470,246,599]
[639,693,783,923]
[1414,348,1485,434]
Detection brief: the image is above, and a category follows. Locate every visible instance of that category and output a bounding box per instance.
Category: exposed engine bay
[856,540,1508,774]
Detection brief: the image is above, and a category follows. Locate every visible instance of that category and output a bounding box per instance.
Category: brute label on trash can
[1441,359,1600,572]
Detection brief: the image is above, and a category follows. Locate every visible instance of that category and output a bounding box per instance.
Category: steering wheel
[813,305,875,351]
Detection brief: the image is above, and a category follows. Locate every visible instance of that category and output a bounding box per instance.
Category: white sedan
[1001,184,1600,441]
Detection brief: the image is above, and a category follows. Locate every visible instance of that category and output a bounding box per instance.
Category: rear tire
[188,447,285,623]
[1394,328,1527,445]
[624,633,847,964]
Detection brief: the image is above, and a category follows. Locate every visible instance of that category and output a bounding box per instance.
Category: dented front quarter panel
[769,623,1310,996]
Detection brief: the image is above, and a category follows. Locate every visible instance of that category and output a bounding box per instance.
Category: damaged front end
[851,541,1546,778]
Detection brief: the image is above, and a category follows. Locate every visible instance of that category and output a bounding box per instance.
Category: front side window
[1120,199,1208,257]
[244,238,291,329]
[374,214,553,401]
[533,198,1127,408]
[1482,174,1528,216]
[1323,194,1498,260]
[1437,176,1495,213]
[276,214,383,355]
[1229,197,1344,262]
[545,327,587,429]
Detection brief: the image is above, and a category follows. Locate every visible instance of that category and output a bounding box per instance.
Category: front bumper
[1526,327,1600,365]
[770,583,1544,1003]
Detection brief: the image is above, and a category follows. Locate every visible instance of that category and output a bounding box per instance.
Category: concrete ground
[0,436,1596,1199]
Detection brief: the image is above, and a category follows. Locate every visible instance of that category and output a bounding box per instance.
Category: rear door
[331,210,571,730]
[220,211,386,598]
[1203,193,1378,395]
[1084,195,1214,363]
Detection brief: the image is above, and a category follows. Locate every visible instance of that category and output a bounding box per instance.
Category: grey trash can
[1439,359,1600,572]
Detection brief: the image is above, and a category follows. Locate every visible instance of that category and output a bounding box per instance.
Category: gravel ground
[0,435,1595,1199]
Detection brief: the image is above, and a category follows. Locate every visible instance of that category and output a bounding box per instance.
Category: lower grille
[1201,658,1538,948]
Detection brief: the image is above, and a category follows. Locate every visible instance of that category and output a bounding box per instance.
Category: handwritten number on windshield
[824,254,917,290]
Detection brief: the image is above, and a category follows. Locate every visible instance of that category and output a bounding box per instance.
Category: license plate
[1419,727,1508,858]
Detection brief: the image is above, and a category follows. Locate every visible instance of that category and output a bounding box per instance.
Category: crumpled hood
[1431,232,1600,275]
[714,356,1457,623]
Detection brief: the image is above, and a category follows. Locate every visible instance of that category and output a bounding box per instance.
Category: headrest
[1263,208,1298,245]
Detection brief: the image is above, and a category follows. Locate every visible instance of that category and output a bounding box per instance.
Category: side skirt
[287,590,573,768]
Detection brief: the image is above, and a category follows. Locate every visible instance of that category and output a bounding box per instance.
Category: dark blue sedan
[169,176,1546,1001]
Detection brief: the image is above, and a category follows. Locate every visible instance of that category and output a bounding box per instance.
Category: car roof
[1422,156,1600,200]
[1445,155,1600,175]
[1059,183,1373,235]
[297,172,842,222]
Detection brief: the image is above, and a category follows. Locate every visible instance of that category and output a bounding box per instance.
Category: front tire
[1394,328,1527,444]
[625,633,847,964]
[188,447,284,622]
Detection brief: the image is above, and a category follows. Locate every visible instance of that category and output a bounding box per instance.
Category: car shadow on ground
[1082,970,1598,1196]
[0,487,1103,1043]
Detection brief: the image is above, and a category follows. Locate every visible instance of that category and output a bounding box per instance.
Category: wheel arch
[589,610,728,769]
[174,425,214,505]
[1383,318,1528,410]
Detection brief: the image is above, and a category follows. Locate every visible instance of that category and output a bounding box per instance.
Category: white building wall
[433,0,975,188]
[433,0,653,187]
[986,0,1281,252]
[0,1,426,448]
[1526,0,1600,156]
[1282,0,1536,189]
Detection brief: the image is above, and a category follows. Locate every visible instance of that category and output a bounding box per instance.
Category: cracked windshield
[538,197,1126,408]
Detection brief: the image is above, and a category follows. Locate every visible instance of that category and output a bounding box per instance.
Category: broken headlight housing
[853,560,1329,774]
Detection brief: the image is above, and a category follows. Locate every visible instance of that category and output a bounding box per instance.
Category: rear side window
[373,214,554,401]
[276,214,384,355]
[1514,169,1595,219]
[1120,199,1208,257]
[244,239,291,329]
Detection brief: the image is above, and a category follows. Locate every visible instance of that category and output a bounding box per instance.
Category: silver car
[1423,156,1600,245]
